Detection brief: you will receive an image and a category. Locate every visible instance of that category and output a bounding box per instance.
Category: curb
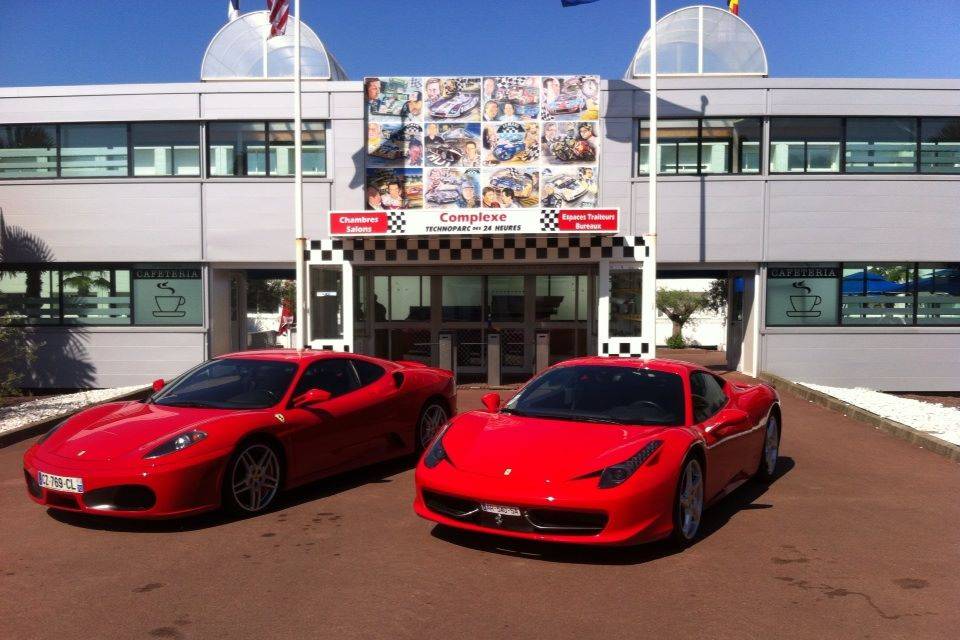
[0,386,152,449]
[759,372,960,463]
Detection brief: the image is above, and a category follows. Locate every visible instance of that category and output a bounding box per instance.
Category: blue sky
[1,0,958,86]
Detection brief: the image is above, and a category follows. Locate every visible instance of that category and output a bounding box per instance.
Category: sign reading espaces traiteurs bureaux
[331,74,608,237]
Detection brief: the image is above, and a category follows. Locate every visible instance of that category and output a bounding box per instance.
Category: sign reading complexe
[329,208,618,237]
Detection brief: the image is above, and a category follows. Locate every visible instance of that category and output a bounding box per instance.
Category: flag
[278,299,294,335]
[267,0,290,38]
[728,0,739,15]
[561,0,600,6]
[227,0,239,21]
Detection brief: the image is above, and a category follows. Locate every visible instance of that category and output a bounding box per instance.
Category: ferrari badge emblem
[503,468,512,476]
[274,413,285,423]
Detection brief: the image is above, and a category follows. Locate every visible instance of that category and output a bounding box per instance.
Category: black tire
[221,439,283,516]
[415,401,449,453]
[754,412,781,483]
[671,455,705,546]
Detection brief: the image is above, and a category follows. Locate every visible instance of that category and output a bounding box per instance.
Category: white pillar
[644,0,658,358]
[293,0,307,349]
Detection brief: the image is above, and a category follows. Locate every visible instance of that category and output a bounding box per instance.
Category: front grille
[24,470,42,498]
[45,491,81,510]
[82,485,156,511]
[423,490,606,536]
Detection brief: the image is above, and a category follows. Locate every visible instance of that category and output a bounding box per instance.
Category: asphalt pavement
[1,372,958,640]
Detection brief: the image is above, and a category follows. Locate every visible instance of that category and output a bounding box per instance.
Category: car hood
[440,410,668,482]
[42,401,248,462]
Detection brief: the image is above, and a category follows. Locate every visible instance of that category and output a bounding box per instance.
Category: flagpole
[293,0,307,349]
[645,0,658,358]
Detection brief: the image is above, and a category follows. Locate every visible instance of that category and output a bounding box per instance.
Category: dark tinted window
[503,365,685,426]
[131,123,200,176]
[153,358,298,409]
[0,124,57,178]
[690,372,727,423]
[293,359,359,399]
[352,359,385,387]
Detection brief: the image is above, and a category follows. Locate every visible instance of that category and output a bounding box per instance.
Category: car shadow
[45,455,418,533]
[429,456,796,566]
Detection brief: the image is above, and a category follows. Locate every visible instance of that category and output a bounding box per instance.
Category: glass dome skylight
[629,5,767,77]
[201,10,347,81]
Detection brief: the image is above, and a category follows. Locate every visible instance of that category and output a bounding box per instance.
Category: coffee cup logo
[786,280,822,318]
[153,282,187,318]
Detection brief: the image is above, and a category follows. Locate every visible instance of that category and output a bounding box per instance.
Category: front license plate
[37,471,84,494]
[481,503,521,517]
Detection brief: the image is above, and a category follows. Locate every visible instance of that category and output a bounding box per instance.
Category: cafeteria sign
[329,208,619,237]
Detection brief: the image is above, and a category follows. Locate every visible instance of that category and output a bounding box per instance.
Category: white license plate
[37,471,84,494]
[481,503,521,517]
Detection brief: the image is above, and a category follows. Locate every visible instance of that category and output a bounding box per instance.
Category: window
[154,358,298,409]
[310,267,343,339]
[609,270,643,337]
[920,117,960,173]
[389,276,431,321]
[442,276,482,322]
[61,268,131,325]
[765,265,840,326]
[0,125,57,178]
[352,359,385,387]
[690,372,727,423]
[769,118,842,173]
[916,264,960,325]
[639,118,761,175]
[293,359,359,399]
[268,121,327,176]
[60,124,128,177]
[842,264,914,325]
[0,268,59,324]
[131,123,200,176]
[845,118,917,173]
[207,122,266,176]
[487,275,524,322]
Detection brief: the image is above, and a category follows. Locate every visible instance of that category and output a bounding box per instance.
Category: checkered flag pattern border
[539,210,559,232]
[386,211,406,234]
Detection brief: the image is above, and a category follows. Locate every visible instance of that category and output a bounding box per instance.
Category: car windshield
[152,358,299,409]
[502,365,685,426]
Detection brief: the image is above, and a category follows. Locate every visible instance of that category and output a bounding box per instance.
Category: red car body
[24,350,455,519]
[414,358,780,546]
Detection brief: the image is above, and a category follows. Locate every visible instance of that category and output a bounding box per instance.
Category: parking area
[1,367,958,640]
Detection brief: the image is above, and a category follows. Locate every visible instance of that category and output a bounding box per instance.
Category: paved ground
[2,357,959,640]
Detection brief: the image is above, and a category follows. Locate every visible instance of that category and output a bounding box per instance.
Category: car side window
[292,359,360,400]
[351,359,386,388]
[690,372,728,423]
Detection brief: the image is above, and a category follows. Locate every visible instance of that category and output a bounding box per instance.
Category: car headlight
[37,419,68,445]
[598,440,662,489]
[144,430,207,459]
[423,423,452,469]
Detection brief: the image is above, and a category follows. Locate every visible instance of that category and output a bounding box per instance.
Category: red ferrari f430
[24,351,455,518]
[415,358,780,546]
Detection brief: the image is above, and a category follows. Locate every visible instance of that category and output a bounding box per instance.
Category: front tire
[416,401,449,452]
[671,456,705,546]
[222,440,282,515]
[755,413,780,483]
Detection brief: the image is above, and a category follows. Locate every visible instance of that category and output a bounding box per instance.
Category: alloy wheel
[231,444,280,513]
[419,404,449,449]
[764,416,780,476]
[678,459,704,540]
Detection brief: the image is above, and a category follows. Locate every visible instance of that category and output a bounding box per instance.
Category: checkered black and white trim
[539,211,559,232]
[307,235,648,265]
[386,211,406,234]
[601,339,652,359]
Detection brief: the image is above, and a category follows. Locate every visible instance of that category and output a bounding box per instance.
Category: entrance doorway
[353,267,596,382]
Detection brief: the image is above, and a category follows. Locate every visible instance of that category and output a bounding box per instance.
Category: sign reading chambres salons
[329,208,619,236]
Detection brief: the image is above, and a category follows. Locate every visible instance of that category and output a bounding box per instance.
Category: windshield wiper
[155,400,217,408]
[518,411,623,425]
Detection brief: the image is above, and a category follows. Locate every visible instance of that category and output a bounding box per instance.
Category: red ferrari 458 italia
[414,357,780,546]
[24,350,455,519]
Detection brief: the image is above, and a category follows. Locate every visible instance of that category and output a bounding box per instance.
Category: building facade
[1,7,958,391]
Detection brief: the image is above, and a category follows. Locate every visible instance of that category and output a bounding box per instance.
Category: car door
[690,371,741,499]
[283,358,365,482]
[340,358,410,461]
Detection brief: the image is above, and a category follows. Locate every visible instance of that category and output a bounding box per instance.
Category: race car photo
[24,351,455,519]
[428,94,480,119]
[414,357,781,546]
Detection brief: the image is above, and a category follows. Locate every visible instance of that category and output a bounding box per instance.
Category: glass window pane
[609,270,643,337]
[62,269,131,325]
[765,265,839,326]
[916,264,960,325]
[390,275,430,321]
[310,266,343,339]
[131,123,200,176]
[60,124,128,177]
[372,275,389,322]
[845,118,917,173]
[0,125,57,178]
[536,275,576,320]
[769,118,842,173]
[131,267,202,325]
[920,117,960,174]
[487,275,524,322]
[268,122,327,177]
[442,276,482,322]
[0,269,60,324]
[268,122,294,176]
[702,119,760,174]
[807,143,840,172]
[841,264,914,325]
[207,122,266,176]
[639,119,698,174]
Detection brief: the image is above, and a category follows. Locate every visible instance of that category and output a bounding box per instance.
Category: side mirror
[481,392,501,413]
[705,408,750,434]
[152,379,165,392]
[293,388,332,409]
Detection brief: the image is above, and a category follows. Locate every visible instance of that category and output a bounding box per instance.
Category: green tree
[0,315,37,396]
[656,289,706,344]
[703,278,728,316]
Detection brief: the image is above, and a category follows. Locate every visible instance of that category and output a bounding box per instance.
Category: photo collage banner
[363,75,601,213]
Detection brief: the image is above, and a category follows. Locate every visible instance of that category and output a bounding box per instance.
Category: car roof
[215,349,371,364]
[552,356,705,376]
